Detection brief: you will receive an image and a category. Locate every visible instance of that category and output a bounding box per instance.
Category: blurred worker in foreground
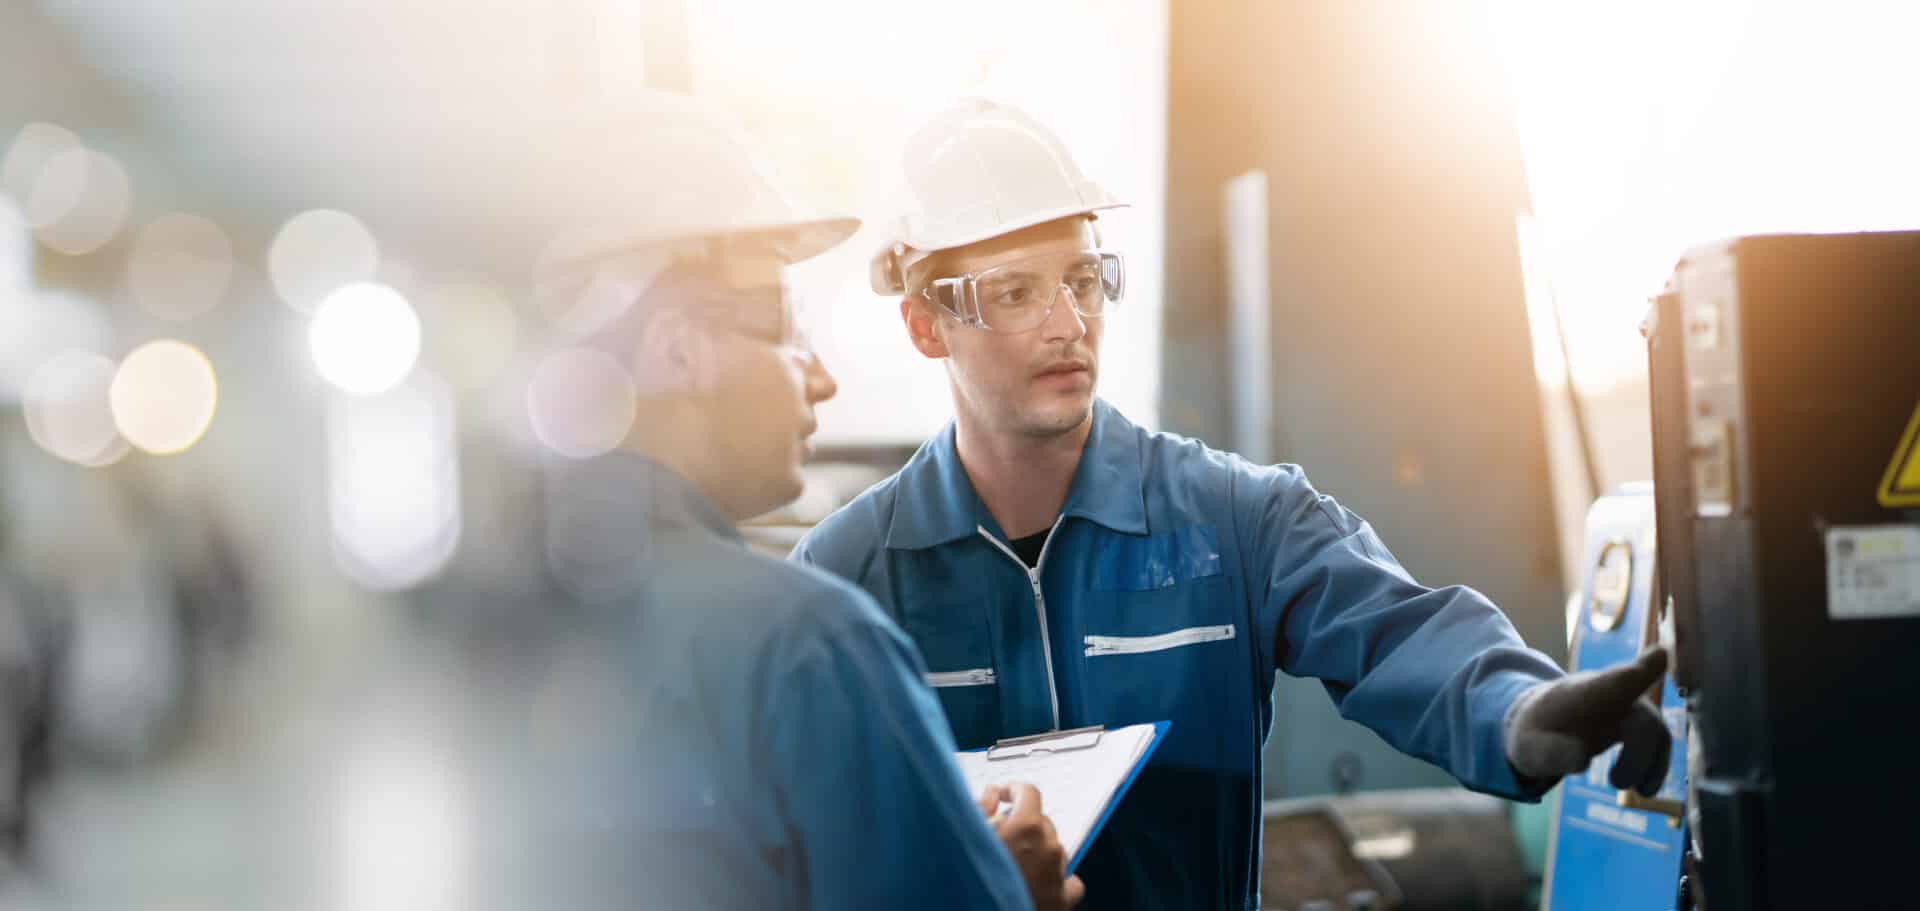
[792,99,1672,909]
[530,98,1081,910]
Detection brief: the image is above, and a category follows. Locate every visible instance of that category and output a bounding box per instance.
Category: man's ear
[900,296,950,360]
[634,308,719,396]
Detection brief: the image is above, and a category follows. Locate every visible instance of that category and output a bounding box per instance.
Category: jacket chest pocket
[1080,526,1240,731]
[891,557,1002,749]
[921,664,999,750]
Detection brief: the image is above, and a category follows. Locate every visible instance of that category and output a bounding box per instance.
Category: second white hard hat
[870,98,1127,295]
[530,93,859,336]
[537,95,858,277]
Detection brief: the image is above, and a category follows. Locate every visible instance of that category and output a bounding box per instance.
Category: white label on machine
[1826,525,1920,620]
[1586,801,1650,834]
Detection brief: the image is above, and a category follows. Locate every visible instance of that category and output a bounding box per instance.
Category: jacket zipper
[1084,624,1237,656]
[976,517,1065,731]
[926,668,997,688]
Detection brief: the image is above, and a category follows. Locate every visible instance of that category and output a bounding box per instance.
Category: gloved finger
[1580,647,1669,711]
[1636,738,1671,797]
[1633,709,1673,796]
[1607,702,1672,795]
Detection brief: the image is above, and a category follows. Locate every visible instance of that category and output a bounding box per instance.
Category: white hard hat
[534,94,859,310]
[870,98,1128,295]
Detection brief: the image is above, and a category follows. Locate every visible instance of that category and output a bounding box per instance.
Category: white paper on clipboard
[952,722,1160,864]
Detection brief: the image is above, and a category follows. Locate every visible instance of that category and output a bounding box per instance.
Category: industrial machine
[1649,231,1920,909]
[1551,231,1920,909]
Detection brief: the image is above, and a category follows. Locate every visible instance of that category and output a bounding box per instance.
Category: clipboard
[957,720,1171,873]
[986,724,1108,760]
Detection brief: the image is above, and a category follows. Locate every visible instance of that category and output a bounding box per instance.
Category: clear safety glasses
[921,250,1125,333]
[637,275,826,376]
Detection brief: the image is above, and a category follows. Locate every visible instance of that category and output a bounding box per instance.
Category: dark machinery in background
[1647,231,1920,909]
[0,444,258,876]
[1264,788,1535,911]
[1552,232,1920,909]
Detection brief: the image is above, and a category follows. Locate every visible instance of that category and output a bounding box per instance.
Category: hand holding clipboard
[956,721,1171,872]
[976,782,1087,911]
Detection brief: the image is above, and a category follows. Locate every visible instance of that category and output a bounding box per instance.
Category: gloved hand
[1503,647,1673,795]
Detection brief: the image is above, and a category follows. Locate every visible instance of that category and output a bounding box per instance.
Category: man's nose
[801,348,838,405]
[1041,283,1086,343]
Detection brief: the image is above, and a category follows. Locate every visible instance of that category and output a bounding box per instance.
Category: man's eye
[994,287,1031,307]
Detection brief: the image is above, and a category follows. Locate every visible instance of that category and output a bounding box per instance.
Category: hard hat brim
[737,214,864,264]
[873,200,1128,294]
[897,201,1128,257]
[540,214,861,286]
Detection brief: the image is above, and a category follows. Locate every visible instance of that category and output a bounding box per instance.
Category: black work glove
[1502,647,1672,796]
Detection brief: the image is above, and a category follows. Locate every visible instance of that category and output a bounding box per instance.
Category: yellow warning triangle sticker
[1880,400,1920,508]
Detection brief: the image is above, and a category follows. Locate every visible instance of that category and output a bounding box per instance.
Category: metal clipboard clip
[986,724,1106,761]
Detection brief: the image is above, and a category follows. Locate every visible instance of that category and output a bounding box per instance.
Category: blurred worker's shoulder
[613,533,903,684]
[685,534,890,631]
[788,468,902,579]
[723,542,913,667]
[782,565,903,644]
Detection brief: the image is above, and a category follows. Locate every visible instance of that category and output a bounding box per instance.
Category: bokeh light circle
[0,122,80,204]
[421,281,519,391]
[127,213,234,320]
[109,339,219,454]
[309,282,421,396]
[26,147,131,256]
[23,351,126,466]
[525,347,637,459]
[270,209,378,312]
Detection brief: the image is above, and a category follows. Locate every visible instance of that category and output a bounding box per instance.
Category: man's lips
[798,423,818,461]
[1035,361,1091,379]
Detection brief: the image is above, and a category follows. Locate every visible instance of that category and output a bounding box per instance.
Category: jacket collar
[546,449,740,561]
[543,451,745,601]
[884,398,1148,550]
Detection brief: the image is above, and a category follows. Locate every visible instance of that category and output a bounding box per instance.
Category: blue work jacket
[557,454,1032,910]
[792,399,1562,909]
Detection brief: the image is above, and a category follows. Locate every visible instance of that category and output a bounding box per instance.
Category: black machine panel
[1648,231,1920,909]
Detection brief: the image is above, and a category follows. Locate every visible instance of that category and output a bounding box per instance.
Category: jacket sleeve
[1236,462,1563,799]
[759,588,1034,910]
[787,534,821,569]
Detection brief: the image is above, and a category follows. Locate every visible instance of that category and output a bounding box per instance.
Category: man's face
[912,217,1104,440]
[693,253,837,518]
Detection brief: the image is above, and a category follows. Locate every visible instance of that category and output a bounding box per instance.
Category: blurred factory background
[2,1,1917,908]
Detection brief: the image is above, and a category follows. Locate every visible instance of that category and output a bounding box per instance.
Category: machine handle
[1617,789,1685,825]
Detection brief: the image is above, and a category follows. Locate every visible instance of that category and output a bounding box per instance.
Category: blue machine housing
[1543,485,1689,911]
